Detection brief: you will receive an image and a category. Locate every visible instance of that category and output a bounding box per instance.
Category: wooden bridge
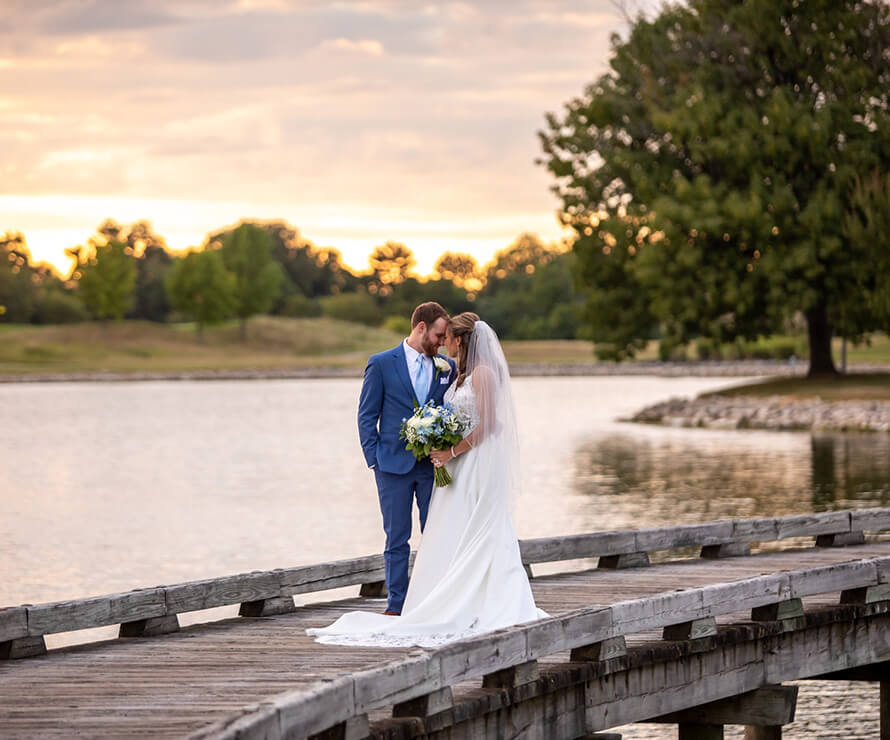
[3,509,890,739]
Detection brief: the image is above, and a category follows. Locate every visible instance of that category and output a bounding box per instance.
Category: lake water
[2,376,887,738]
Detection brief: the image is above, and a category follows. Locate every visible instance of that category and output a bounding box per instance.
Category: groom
[358,301,457,615]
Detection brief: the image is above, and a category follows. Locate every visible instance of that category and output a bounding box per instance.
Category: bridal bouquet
[400,401,466,486]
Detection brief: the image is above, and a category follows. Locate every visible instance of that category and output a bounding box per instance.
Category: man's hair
[411,301,449,329]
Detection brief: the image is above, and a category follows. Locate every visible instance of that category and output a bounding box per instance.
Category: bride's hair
[449,311,480,387]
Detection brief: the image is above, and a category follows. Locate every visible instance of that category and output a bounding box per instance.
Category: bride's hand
[430,448,452,468]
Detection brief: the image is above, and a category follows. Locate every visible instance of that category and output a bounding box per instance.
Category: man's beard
[421,333,439,356]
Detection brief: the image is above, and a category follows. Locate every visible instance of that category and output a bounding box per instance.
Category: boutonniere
[433,356,451,380]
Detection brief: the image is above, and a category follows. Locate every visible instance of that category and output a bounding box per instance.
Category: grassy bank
[705,373,890,401]
[0,318,407,375]
[1,319,888,378]
[0,318,611,375]
[708,373,890,402]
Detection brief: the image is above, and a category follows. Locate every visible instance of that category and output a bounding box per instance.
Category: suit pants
[374,462,434,613]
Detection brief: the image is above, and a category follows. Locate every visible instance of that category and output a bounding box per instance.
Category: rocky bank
[630,395,890,432]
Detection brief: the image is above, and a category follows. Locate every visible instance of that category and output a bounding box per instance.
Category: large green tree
[213,223,284,340]
[206,220,357,309]
[476,234,580,340]
[841,172,890,333]
[540,0,890,374]
[72,239,137,321]
[0,232,38,322]
[166,249,234,342]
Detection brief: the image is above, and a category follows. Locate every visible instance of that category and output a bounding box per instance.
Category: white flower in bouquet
[399,400,466,486]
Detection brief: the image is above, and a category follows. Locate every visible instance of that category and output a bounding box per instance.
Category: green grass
[0,317,406,375]
[707,373,890,402]
[0,320,888,378]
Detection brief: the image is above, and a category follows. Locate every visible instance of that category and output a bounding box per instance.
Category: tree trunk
[239,317,248,342]
[805,304,837,377]
[196,320,204,344]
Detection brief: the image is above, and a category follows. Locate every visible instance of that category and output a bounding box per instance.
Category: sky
[1,0,650,276]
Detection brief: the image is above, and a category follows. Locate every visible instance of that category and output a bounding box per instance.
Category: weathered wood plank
[652,685,798,726]
[273,677,357,739]
[635,521,734,552]
[353,654,443,713]
[519,531,637,563]
[775,511,850,539]
[525,607,613,658]
[0,607,28,642]
[438,629,528,685]
[166,572,280,614]
[787,559,878,599]
[732,517,780,543]
[610,589,705,635]
[701,574,791,616]
[851,507,890,533]
[27,588,166,636]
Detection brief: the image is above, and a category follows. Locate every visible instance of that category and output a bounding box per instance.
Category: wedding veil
[464,320,521,512]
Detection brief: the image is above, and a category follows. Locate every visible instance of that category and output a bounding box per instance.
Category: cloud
[0,0,638,274]
[320,38,384,56]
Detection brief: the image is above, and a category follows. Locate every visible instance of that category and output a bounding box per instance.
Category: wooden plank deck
[2,542,889,738]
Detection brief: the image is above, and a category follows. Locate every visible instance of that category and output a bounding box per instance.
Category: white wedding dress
[307,322,546,648]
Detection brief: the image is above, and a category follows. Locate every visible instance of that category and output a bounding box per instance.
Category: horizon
[0,1,656,278]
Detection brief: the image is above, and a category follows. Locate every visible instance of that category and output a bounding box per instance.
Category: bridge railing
[2,507,889,659]
[190,553,890,739]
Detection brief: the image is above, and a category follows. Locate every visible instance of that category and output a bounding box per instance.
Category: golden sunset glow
[0,1,654,276]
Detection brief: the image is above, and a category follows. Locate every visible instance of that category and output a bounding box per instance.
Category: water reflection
[573,431,890,527]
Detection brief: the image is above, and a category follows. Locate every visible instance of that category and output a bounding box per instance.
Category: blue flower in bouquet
[400,401,466,486]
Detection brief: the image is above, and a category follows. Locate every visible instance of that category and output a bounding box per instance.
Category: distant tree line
[0,219,582,341]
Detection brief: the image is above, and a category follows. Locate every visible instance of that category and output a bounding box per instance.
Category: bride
[307,312,546,647]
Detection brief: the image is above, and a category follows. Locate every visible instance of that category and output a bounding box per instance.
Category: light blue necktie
[415,356,430,403]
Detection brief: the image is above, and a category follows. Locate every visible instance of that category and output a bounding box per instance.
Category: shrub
[281,293,322,317]
[382,315,411,335]
[319,292,381,326]
[33,292,90,324]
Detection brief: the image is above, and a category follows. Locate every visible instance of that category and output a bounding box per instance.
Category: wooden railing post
[599,552,650,569]
[744,727,782,740]
[816,531,866,548]
[359,581,387,598]
[239,596,296,617]
[678,723,723,740]
[482,660,540,688]
[392,687,453,718]
[571,636,627,662]
[307,715,369,740]
[0,636,46,660]
[120,615,179,638]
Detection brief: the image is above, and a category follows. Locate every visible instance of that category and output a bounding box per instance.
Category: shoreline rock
[629,395,890,432]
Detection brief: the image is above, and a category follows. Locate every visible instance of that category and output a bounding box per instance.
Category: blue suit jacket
[358,344,457,474]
